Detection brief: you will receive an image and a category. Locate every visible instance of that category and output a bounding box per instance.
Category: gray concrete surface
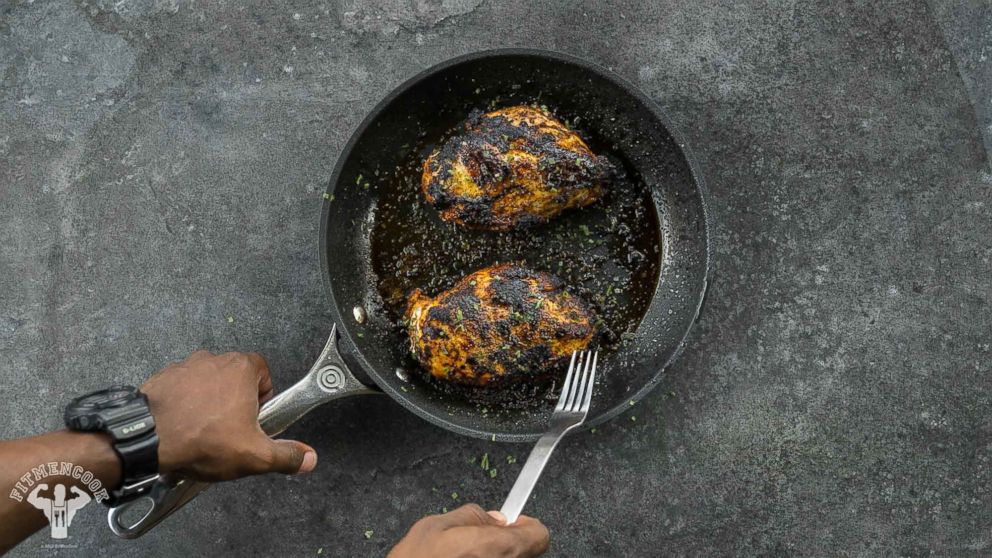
[1,0,990,556]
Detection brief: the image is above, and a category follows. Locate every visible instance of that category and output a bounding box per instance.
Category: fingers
[507,515,551,556]
[255,438,317,475]
[245,352,274,402]
[185,350,214,363]
[463,516,550,558]
[431,504,504,530]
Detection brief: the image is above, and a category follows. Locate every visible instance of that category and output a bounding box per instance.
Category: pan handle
[107,324,377,539]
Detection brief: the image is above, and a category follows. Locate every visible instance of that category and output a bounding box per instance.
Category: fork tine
[563,351,586,410]
[580,351,598,413]
[571,349,594,412]
[555,351,580,411]
[566,351,589,411]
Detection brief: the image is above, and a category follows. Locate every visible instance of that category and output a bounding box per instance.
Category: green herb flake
[356,174,364,185]
[455,309,464,322]
[442,507,448,513]
[469,279,477,286]
[590,428,598,433]
[606,284,613,296]
[481,453,489,470]
[489,468,498,478]
[356,332,364,338]
[322,192,330,200]
[534,299,544,309]
[451,492,459,500]
[363,530,373,540]
[506,455,517,464]
[579,224,591,236]
[630,416,637,422]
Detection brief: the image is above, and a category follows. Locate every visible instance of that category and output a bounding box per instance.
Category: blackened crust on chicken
[405,263,598,387]
[422,106,615,231]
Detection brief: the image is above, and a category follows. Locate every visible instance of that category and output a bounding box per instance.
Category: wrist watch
[64,385,160,506]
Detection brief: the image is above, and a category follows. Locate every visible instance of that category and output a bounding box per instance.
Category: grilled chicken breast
[421,105,614,231]
[405,263,597,387]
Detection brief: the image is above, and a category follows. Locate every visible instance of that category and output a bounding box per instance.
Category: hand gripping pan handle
[107,325,376,538]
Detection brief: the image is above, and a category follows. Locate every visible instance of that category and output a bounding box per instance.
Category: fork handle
[499,429,567,524]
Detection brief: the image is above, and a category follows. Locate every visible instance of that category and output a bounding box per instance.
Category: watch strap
[114,431,160,481]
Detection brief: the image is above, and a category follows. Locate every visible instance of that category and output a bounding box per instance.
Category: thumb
[262,439,318,475]
[433,504,504,529]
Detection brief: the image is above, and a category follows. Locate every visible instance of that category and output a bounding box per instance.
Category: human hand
[140,351,316,481]
[388,504,549,558]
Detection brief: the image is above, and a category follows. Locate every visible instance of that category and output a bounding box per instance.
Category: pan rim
[320,47,713,442]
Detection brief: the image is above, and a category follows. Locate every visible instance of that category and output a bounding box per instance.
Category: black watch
[64,385,159,506]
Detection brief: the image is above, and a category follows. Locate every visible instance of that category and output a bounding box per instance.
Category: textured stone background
[1,0,990,556]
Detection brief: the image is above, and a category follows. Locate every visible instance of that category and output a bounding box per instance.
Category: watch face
[73,386,139,409]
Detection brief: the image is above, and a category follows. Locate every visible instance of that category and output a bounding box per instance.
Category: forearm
[0,430,121,554]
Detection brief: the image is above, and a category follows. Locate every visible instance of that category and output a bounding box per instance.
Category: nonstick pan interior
[321,49,709,441]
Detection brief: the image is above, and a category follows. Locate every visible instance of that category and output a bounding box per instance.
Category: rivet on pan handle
[107,325,377,538]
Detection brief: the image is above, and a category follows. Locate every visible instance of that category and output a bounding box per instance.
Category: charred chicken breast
[421,105,615,231]
[405,264,597,387]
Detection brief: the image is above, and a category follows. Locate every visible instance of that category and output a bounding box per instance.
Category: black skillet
[107,48,710,538]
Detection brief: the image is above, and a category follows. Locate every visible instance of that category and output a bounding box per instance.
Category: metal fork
[499,350,598,524]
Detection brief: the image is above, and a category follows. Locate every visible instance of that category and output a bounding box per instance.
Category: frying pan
[107,48,710,538]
